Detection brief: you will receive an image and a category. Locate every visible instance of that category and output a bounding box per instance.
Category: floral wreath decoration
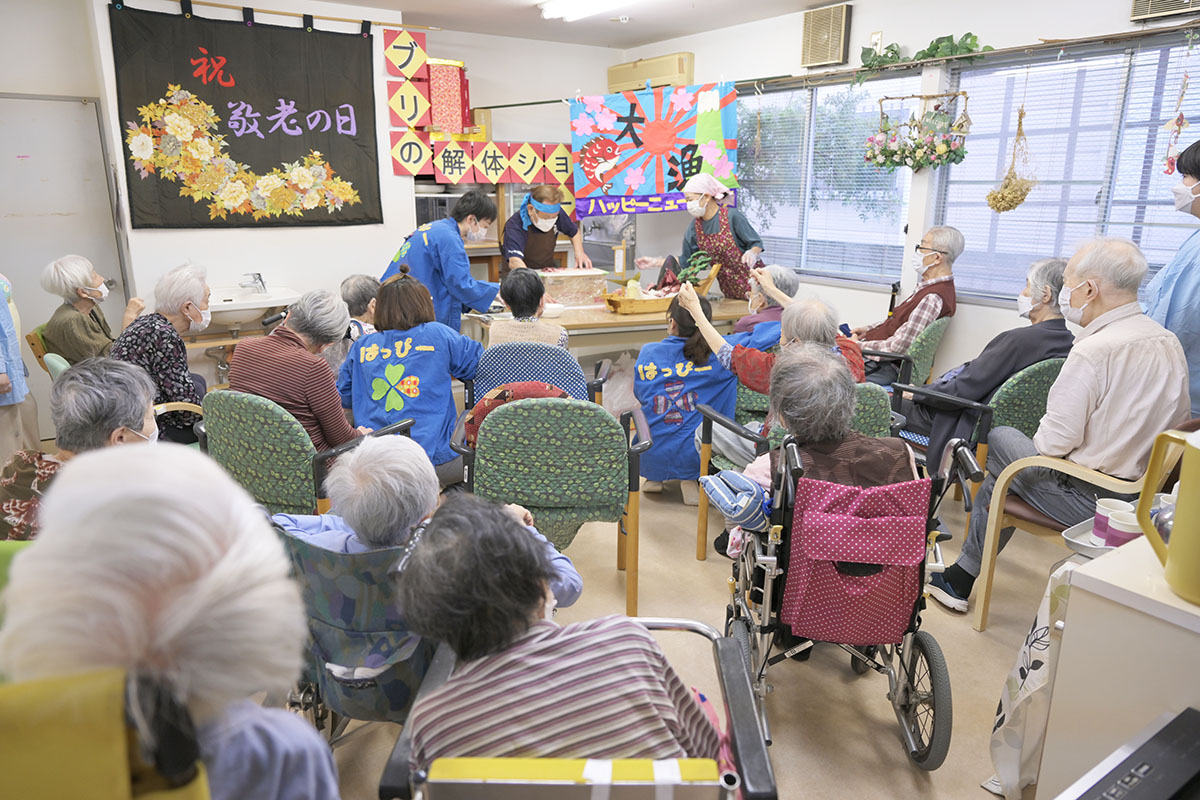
[124,84,361,221]
[864,91,971,172]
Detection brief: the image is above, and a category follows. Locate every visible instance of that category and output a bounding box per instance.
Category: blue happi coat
[383,218,499,332]
[634,335,737,481]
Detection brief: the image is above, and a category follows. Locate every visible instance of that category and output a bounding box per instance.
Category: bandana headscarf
[518,193,562,229]
[682,174,734,204]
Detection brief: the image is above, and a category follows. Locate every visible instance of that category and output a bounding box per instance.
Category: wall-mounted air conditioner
[608,52,694,92]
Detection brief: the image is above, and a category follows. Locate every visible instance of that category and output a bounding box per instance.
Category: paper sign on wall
[388,80,431,128]
[433,140,474,184]
[383,30,429,81]
[390,129,432,176]
[472,141,509,184]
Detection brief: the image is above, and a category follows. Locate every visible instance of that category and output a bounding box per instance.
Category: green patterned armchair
[450,397,651,615]
[861,316,952,387]
[198,390,412,516]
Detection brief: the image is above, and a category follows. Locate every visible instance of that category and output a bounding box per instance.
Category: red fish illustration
[578,137,622,193]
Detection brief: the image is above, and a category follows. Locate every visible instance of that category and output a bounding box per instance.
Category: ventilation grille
[801,3,852,68]
[1131,0,1200,20]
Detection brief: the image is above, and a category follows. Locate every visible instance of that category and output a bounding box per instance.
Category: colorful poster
[109,5,381,227]
[568,82,738,205]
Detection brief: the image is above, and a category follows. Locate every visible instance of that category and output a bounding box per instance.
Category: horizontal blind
[737,88,809,268]
[935,33,1200,299]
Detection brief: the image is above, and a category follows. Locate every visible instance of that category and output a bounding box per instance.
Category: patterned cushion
[851,383,892,438]
[464,382,570,448]
[898,430,931,448]
[473,398,628,550]
[202,390,317,515]
[474,342,588,401]
[988,358,1067,439]
[279,528,433,722]
[907,317,951,385]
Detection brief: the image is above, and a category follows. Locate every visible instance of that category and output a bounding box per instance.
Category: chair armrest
[154,401,204,416]
[892,383,995,443]
[193,420,207,453]
[312,419,415,498]
[698,404,769,457]
[450,408,472,456]
[861,348,914,385]
[889,411,907,436]
[587,358,613,403]
[715,638,777,799]
[993,454,1143,499]
[621,406,653,492]
[461,378,475,411]
[378,642,457,800]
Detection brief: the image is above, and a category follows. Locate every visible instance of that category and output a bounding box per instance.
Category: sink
[208,285,301,331]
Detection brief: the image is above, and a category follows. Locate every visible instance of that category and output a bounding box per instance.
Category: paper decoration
[472,140,509,184]
[543,143,572,186]
[390,129,432,176]
[388,80,431,128]
[558,177,576,219]
[383,30,428,81]
[433,140,475,184]
[575,192,737,218]
[506,142,545,185]
[568,82,738,202]
[429,59,471,134]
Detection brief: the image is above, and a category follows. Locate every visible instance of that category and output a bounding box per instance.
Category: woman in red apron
[680,174,764,300]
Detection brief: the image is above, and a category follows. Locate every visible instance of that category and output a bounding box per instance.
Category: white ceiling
[325,0,808,49]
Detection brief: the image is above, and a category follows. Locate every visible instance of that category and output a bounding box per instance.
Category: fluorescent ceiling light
[539,0,631,22]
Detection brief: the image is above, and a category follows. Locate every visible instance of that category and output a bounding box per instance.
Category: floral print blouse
[0,450,63,540]
[112,312,201,432]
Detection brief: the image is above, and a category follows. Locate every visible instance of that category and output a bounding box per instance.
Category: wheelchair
[724,434,981,771]
[379,618,777,799]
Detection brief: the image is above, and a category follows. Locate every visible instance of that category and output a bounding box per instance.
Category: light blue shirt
[0,279,29,407]
[1146,229,1200,415]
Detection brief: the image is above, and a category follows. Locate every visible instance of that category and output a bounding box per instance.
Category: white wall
[617,0,1160,372]
[0,0,101,97]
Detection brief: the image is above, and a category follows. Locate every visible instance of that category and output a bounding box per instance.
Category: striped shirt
[407,615,720,769]
[228,325,358,451]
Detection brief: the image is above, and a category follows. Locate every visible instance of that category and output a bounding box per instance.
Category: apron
[523,226,559,269]
[694,207,755,300]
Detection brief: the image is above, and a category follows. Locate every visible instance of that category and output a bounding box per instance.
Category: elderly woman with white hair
[320,274,380,374]
[0,357,156,541]
[229,289,367,451]
[111,262,211,444]
[39,254,144,364]
[733,264,800,342]
[272,435,582,606]
[0,445,341,800]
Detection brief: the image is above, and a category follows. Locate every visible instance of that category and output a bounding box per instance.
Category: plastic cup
[1104,510,1143,547]
[1093,498,1133,545]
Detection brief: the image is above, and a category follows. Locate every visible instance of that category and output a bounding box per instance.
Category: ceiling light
[539,0,631,23]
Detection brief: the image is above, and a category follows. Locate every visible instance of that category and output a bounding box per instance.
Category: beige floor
[333,482,1067,800]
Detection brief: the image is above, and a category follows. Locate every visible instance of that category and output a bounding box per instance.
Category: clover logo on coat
[371,363,421,411]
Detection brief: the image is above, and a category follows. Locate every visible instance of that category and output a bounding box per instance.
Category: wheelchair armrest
[461,378,475,411]
[379,642,457,800]
[892,383,995,443]
[312,419,416,498]
[449,408,472,457]
[715,638,777,799]
[621,406,653,492]
[193,420,207,453]
[587,358,613,403]
[889,410,907,436]
[698,404,770,458]
[861,348,914,385]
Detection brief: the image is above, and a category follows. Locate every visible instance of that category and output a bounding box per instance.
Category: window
[935,36,1198,299]
[738,73,921,283]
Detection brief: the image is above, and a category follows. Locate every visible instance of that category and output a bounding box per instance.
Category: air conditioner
[1131,0,1200,20]
[607,52,694,93]
[801,2,852,68]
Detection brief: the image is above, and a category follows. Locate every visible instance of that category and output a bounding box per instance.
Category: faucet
[239,272,267,294]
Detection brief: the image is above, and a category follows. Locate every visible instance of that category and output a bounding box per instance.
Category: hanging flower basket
[864,91,970,172]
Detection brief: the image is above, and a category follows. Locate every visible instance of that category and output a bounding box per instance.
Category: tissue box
[541,268,608,307]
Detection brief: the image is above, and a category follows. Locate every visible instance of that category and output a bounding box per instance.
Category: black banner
[109,5,382,228]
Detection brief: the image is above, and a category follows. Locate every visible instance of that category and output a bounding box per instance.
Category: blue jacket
[383,218,499,332]
[338,323,482,466]
[1147,229,1200,416]
[726,319,781,352]
[635,335,737,481]
[272,512,583,607]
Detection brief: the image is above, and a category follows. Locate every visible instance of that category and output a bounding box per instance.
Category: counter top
[469,298,750,332]
[1071,536,1200,635]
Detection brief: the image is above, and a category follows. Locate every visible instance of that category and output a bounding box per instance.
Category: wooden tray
[603,263,722,315]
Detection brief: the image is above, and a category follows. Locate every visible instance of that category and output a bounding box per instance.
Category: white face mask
[910,251,932,278]
[532,214,557,233]
[188,305,211,333]
[466,219,488,242]
[1016,293,1036,319]
[686,198,706,218]
[85,281,110,302]
[128,425,159,444]
[1172,180,1200,213]
[1058,280,1091,325]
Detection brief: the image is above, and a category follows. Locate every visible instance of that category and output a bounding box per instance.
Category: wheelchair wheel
[850,645,877,675]
[900,631,952,770]
[728,617,753,677]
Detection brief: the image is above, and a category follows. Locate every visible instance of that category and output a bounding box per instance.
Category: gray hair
[780,297,838,346]
[340,274,380,318]
[770,343,856,444]
[41,254,97,303]
[755,265,800,308]
[154,263,208,316]
[51,358,155,453]
[0,445,307,733]
[287,290,350,346]
[1070,237,1147,294]
[325,436,439,548]
[925,226,965,265]
[1027,258,1068,313]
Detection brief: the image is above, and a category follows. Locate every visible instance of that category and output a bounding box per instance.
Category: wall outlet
[869,31,884,55]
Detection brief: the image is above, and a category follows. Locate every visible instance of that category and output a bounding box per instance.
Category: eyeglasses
[914,244,948,255]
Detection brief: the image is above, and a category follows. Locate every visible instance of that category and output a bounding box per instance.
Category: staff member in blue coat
[635,295,737,506]
[1151,139,1200,415]
[383,190,499,333]
[499,184,591,279]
